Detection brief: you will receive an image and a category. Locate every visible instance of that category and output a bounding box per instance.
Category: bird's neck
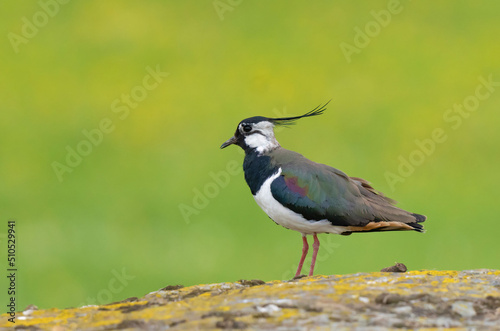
[243,148,280,195]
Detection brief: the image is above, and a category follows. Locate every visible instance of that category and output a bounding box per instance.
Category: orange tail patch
[345,221,417,233]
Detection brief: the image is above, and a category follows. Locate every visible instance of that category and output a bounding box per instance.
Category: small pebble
[358,297,369,304]
[376,293,404,305]
[239,279,265,286]
[257,304,280,314]
[452,301,476,318]
[381,263,407,273]
[393,306,412,314]
[24,304,39,311]
[22,304,38,316]
[161,285,184,291]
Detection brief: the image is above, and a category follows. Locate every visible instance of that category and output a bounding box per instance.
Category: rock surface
[1,270,500,330]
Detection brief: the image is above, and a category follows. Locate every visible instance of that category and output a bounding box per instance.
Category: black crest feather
[269,100,330,126]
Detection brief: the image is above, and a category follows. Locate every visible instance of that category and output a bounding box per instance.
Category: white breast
[253,168,347,235]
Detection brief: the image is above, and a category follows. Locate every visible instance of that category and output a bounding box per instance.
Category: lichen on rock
[1,269,499,330]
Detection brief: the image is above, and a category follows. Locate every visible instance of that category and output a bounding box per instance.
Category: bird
[220,102,426,278]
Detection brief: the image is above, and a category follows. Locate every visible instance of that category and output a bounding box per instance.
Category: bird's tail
[407,213,427,233]
[341,213,427,235]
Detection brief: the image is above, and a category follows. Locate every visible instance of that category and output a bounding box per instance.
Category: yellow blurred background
[1,0,499,309]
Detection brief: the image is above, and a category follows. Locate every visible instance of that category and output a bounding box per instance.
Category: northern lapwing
[220,102,426,278]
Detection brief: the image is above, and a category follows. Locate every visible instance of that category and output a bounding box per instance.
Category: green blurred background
[1,1,499,309]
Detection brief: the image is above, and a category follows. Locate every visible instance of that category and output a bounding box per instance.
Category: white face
[239,121,280,153]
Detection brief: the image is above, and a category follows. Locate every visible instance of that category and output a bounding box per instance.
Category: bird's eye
[242,124,252,133]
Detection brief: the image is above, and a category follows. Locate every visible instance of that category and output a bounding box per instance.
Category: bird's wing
[269,150,422,228]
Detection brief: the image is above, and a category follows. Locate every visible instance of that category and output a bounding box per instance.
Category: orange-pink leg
[308,233,320,276]
[294,235,309,277]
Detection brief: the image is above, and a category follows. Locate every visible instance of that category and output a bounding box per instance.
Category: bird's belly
[253,168,347,235]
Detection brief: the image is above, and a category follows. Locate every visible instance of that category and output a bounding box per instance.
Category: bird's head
[220,101,329,154]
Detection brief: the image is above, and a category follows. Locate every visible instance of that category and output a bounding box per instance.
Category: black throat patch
[243,149,279,195]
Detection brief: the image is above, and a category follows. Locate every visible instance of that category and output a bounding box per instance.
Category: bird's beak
[220,136,237,149]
